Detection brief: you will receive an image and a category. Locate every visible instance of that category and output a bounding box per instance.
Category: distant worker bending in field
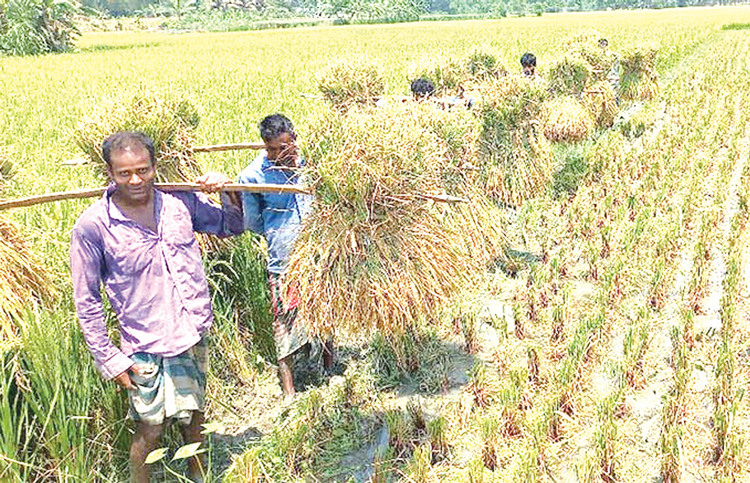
[521,52,538,78]
[70,131,244,483]
[237,113,334,397]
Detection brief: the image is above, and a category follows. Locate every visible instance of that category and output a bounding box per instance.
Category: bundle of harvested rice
[476,76,553,206]
[582,81,618,128]
[74,89,203,182]
[316,56,385,110]
[407,55,465,95]
[464,46,507,82]
[619,44,659,102]
[439,191,509,267]
[0,217,55,343]
[541,95,595,142]
[286,103,478,336]
[564,32,616,84]
[547,54,591,97]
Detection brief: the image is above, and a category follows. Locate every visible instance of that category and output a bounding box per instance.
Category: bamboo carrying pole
[0,184,467,211]
[0,183,308,211]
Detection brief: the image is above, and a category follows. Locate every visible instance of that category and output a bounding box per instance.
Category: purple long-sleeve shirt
[70,186,243,380]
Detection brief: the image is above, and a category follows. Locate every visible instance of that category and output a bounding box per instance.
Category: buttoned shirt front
[70,186,243,379]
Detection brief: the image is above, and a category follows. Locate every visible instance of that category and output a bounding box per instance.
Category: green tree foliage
[0,0,79,55]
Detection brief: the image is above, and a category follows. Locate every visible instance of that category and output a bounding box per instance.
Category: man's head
[598,38,609,49]
[102,131,156,206]
[410,78,435,100]
[259,114,298,166]
[521,52,537,77]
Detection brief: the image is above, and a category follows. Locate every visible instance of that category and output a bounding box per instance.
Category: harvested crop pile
[542,95,595,142]
[317,56,385,110]
[464,46,508,82]
[407,55,465,95]
[74,89,203,182]
[564,29,616,83]
[286,102,486,336]
[619,44,659,101]
[0,217,55,344]
[476,76,553,206]
[547,54,591,97]
[583,81,618,128]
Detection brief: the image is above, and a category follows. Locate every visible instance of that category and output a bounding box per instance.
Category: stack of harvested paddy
[476,75,553,206]
[439,191,509,267]
[74,89,203,182]
[407,54,465,95]
[582,81,618,128]
[547,54,591,98]
[541,95,595,142]
[0,217,55,343]
[75,90,235,253]
[286,103,478,337]
[619,44,659,101]
[564,32,615,84]
[464,46,508,82]
[316,56,385,110]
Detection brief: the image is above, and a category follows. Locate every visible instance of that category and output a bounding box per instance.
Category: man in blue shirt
[238,113,332,396]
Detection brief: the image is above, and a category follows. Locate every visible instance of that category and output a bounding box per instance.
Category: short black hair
[410,78,435,98]
[102,131,155,166]
[520,52,537,68]
[259,113,295,142]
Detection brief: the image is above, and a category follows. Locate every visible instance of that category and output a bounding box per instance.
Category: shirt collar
[105,183,162,225]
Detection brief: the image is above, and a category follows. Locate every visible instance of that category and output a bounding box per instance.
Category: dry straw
[547,54,591,98]
[476,75,553,206]
[464,46,508,83]
[564,29,616,83]
[619,44,659,101]
[316,56,385,110]
[286,102,483,337]
[74,89,203,182]
[0,217,55,344]
[583,81,618,128]
[408,54,465,95]
[541,95,595,142]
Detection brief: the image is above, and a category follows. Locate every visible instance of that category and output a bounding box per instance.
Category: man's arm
[186,173,245,236]
[70,225,134,382]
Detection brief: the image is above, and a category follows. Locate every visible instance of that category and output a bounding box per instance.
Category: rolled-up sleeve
[70,224,133,380]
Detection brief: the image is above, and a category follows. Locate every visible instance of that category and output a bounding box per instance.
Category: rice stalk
[0,217,56,343]
[547,54,591,97]
[476,76,553,206]
[73,88,203,183]
[316,55,385,111]
[541,95,595,143]
[408,54,465,95]
[287,103,477,337]
[619,43,660,102]
[582,81,618,128]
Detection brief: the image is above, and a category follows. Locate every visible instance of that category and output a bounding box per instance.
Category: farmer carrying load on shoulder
[237,113,334,397]
[70,131,243,483]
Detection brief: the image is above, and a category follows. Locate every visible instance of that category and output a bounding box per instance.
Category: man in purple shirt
[70,131,243,483]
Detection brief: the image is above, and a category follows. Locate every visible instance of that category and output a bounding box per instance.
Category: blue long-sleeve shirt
[237,151,312,274]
